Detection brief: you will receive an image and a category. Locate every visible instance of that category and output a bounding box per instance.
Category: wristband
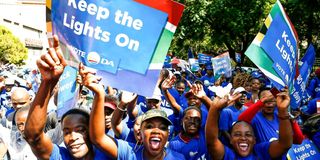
[117,105,127,112]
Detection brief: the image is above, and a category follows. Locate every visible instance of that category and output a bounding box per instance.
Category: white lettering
[275,39,293,72]
[101,58,114,67]
[67,0,110,20]
[63,13,111,42]
[67,0,77,9]
[115,33,140,51]
[78,0,87,12]
[114,10,143,30]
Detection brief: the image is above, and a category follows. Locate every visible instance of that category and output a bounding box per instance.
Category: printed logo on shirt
[189,151,198,157]
[269,137,278,142]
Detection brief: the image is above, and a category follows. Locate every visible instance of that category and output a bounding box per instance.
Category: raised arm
[126,94,138,120]
[191,83,211,109]
[112,91,137,138]
[269,88,292,159]
[161,76,182,115]
[80,64,118,159]
[238,94,274,123]
[206,96,229,160]
[24,35,67,159]
[291,120,304,144]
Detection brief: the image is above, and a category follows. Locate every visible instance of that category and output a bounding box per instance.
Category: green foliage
[285,0,320,57]
[0,25,28,65]
[172,0,320,64]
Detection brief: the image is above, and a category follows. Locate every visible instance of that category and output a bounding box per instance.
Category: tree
[0,25,28,65]
[171,0,320,65]
[285,0,320,57]
[172,0,274,63]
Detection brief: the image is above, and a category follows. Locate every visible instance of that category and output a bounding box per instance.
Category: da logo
[87,52,101,64]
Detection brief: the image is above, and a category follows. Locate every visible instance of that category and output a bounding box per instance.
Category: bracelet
[278,114,290,120]
[117,106,127,112]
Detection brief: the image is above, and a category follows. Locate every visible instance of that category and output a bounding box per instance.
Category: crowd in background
[0,37,320,160]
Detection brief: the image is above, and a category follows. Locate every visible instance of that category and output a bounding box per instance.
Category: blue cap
[251,71,261,78]
[206,64,213,70]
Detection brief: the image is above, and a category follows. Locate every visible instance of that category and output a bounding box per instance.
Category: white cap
[146,88,162,101]
[4,78,15,85]
[233,87,247,95]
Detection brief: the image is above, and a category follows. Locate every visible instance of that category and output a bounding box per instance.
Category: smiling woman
[206,91,293,160]
[86,69,187,159]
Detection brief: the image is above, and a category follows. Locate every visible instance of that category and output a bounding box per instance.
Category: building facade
[0,0,47,68]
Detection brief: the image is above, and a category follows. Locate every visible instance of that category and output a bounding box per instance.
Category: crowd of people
[0,35,319,160]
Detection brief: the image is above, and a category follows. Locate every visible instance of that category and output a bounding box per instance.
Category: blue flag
[290,44,316,109]
[301,44,316,68]
[188,48,194,59]
[260,13,298,87]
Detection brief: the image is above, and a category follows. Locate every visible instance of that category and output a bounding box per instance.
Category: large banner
[287,139,320,160]
[47,0,185,97]
[211,52,232,78]
[52,0,167,74]
[245,0,299,90]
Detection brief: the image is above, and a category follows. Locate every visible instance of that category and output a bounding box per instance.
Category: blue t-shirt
[200,74,215,84]
[119,122,137,144]
[223,142,271,160]
[50,144,111,160]
[116,139,185,160]
[312,131,320,150]
[306,97,320,115]
[251,112,279,143]
[219,105,247,132]
[219,105,247,146]
[307,77,320,99]
[168,130,208,160]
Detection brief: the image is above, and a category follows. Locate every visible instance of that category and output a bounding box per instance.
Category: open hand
[161,76,176,91]
[191,83,206,99]
[120,91,137,104]
[212,95,229,110]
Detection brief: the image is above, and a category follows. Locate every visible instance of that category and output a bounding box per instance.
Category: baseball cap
[146,88,162,102]
[104,95,118,110]
[171,58,180,65]
[251,71,262,78]
[4,78,15,85]
[104,102,116,110]
[232,87,247,95]
[141,109,172,125]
